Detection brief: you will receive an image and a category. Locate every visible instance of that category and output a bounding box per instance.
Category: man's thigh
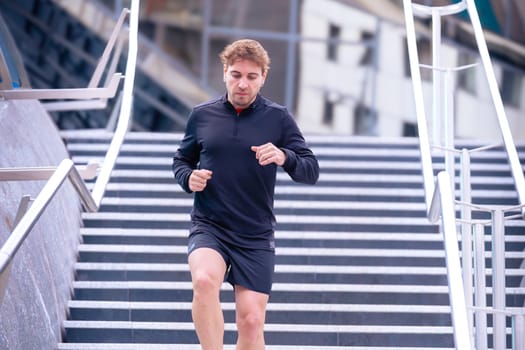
[188,232,228,287]
[234,285,269,319]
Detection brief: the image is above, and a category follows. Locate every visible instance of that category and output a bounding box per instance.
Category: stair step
[97,169,519,190]
[74,262,524,276]
[72,154,521,172]
[71,280,450,297]
[81,181,520,202]
[57,343,454,350]
[95,198,431,217]
[80,227,444,249]
[77,244,446,258]
[80,212,434,225]
[80,212,440,233]
[79,227,525,243]
[61,320,454,346]
[66,300,452,325]
[73,261,450,285]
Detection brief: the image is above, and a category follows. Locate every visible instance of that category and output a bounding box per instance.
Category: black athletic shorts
[187,231,275,295]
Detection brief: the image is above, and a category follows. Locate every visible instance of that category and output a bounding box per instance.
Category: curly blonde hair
[219,39,271,74]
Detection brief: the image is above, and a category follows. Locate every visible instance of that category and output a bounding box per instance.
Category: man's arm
[279,113,319,185]
[172,114,200,193]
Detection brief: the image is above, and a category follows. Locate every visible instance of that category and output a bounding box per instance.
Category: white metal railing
[403,0,525,349]
[428,171,473,349]
[0,0,140,305]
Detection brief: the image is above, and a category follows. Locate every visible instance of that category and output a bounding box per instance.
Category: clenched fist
[251,143,286,166]
[189,169,213,192]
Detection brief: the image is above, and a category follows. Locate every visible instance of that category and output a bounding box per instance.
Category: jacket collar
[222,93,262,111]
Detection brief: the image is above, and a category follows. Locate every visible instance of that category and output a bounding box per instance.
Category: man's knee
[192,271,221,298]
[236,311,265,340]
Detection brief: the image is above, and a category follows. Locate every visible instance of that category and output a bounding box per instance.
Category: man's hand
[251,143,286,166]
[189,169,213,192]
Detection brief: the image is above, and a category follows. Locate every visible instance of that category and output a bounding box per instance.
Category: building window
[501,68,522,108]
[354,103,377,136]
[359,31,374,66]
[327,24,341,61]
[402,121,418,137]
[323,97,335,125]
[457,51,477,95]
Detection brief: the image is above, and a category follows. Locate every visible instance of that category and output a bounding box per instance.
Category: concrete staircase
[56,130,525,349]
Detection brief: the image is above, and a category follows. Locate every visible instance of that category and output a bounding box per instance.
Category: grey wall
[0,100,82,350]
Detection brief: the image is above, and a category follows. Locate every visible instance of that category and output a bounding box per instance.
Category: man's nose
[238,78,248,89]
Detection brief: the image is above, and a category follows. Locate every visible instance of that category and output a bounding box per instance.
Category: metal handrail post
[443,69,455,189]
[88,8,130,89]
[460,149,473,332]
[491,209,506,349]
[0,159,98,306]
[0,262,10,306]
[12,196,32,230]
[514,314,525,350]
[431,8,443,146]
[434,171,473,350]
[473,223,487,350]
[0,159,93,276]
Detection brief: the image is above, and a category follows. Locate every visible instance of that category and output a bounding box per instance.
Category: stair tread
[67,300,451,312]
[77,244,446,257]
[76,262,446,271]
[73,155,523,172]
[72,280,448,292]
[74,262,524,275]
[56,343,454,350]
[62,320,453,333]
[81,182,520,199]
[101,170,518,186]
[81,212,435,224]
[80,227,441,240]
[79,227,525,242]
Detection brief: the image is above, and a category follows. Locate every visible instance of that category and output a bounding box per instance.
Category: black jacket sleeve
[280,111,319,185]
[172,113,199,193]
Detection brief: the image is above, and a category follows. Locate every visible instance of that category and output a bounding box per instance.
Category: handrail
[405,0,525,218]
[0,8,130,107]
[464,0,525,217]
[0,162,99,181]
[403,0,525,349]
[0,0,140,296]
[428,171,473,350]
[91,0,139,206]
[0,159,97,276]
[402,0,435,215]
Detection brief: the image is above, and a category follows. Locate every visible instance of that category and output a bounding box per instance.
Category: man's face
[224,59,266,110]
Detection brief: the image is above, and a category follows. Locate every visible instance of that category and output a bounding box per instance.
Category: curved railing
[0,0,140,302]
[403,0,525,349]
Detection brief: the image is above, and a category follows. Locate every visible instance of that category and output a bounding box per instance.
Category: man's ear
[262,71,268,86]
[223,65,228,82]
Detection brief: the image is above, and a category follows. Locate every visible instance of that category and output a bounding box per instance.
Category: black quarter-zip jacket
[172,94,319,249]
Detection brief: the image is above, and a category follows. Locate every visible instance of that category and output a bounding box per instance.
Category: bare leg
[188,248,227,350]
[234,285,269,350]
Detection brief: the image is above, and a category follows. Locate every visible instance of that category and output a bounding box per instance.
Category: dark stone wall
[0,100,82,350]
